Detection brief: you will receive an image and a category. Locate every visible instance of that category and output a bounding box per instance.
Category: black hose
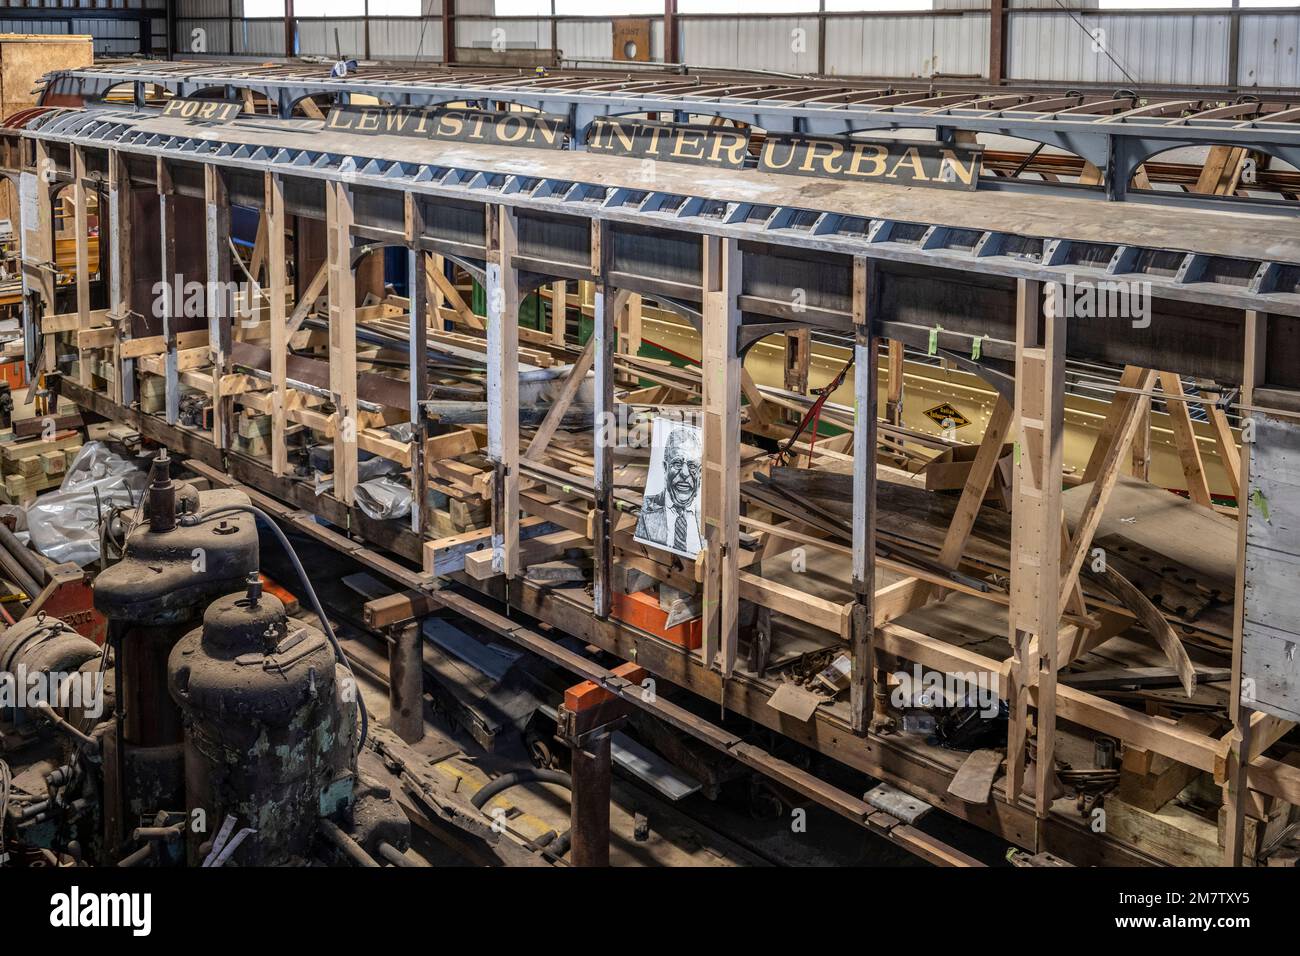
[469,768,575,863]
[469,768,573,810]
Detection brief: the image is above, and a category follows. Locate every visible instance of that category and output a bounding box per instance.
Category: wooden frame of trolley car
[8,63,1300,867]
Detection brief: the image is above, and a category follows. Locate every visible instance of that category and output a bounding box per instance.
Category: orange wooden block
[611,589,702,650]
[564,661,647,713]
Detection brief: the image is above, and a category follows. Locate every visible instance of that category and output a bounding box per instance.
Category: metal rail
[18,106,1300,324]
[40,61,1300,208]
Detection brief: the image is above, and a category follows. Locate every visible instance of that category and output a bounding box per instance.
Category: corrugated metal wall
[457,17,548,50]
[823,14,989,78]
[297,17,366,57]
[370,17,443,60]
[1239,13,1300,89]
[1007,12,1230,87]
[681,16,820,74]
[0,0,158,57]
[6,4,1297,92]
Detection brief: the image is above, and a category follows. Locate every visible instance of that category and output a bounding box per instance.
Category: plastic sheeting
[353,476,412,521]
[26,442,148,567]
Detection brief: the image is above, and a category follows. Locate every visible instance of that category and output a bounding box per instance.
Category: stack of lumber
[0,429,81,504]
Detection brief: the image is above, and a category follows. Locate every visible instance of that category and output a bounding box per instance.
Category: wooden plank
[427,257,484,331]
[1084,365,1147,483]
[523,334,594,461]
[701,235,742,676]
[107,149,131,406]
[71,145,91,388]
[850,256,878,735]
[23,140,57,375]
[1059,367,1156,610]
[406,197,431,537]
[1201,386,1240,500]
[1159,371,1213,508]
[205,164,234,449]
[948,749,1003,804]
[1006,278,1066,826]
[157,157,179,425]
[550,279,567,346]
[266,171,288,475]
[327,180,359,504]
[464,529,585,580]
[591,224,615,618]
[284,261,329,340]
[486,205,521,579]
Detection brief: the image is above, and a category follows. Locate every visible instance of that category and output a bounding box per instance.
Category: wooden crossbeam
[284,261,329,341]
[1060,367,1156,611]
[525,334,595,461]
[427,257,484,331]
[1159,371,1214,508]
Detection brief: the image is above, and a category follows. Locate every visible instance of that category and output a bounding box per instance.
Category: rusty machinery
[0,450,409,867]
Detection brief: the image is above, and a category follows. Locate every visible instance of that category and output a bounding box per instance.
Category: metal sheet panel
[681,16,820,75]
[1238,13,1300,89]
[234,18,285,57]
[824,14,989,80]
[1007,12,1229,87]
[557,18,613,62]
[456,17,548,49]
[177,18,233,56]
[176,0,230,17]
[297,17,367,57]
[370,16,444,60]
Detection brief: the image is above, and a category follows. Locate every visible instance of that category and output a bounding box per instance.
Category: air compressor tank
[168,579,356,866]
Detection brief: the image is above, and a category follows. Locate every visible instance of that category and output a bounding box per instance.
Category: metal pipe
[133,824,184,842]
[0,521,47,587]
[319,818,380,868]
[377,841,422,867]
[0,543,40,599]
[116,842,154,867]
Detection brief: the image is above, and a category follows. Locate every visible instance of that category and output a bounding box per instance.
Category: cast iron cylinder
[168,587,356,866]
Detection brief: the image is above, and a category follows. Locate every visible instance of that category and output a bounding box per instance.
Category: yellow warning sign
[924,402,971,430]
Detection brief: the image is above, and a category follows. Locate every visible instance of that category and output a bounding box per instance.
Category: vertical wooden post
[886,339,905,426]
[486,204,520,579]
[550,279,567,346]
[783,328,810,424]
[592,222,615,618]
[405,194,429,536]
[205,164,233,449]
[1006,278,1067,827]
[266,171,288,474]
[71,146,91,387]
[701,236,741,675]
[326,180,358,505]
[1224,310,1265,866]
[107,149,132,407]
[21,141,56,378]
[850,257,879,735]
[157,157,179,426]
